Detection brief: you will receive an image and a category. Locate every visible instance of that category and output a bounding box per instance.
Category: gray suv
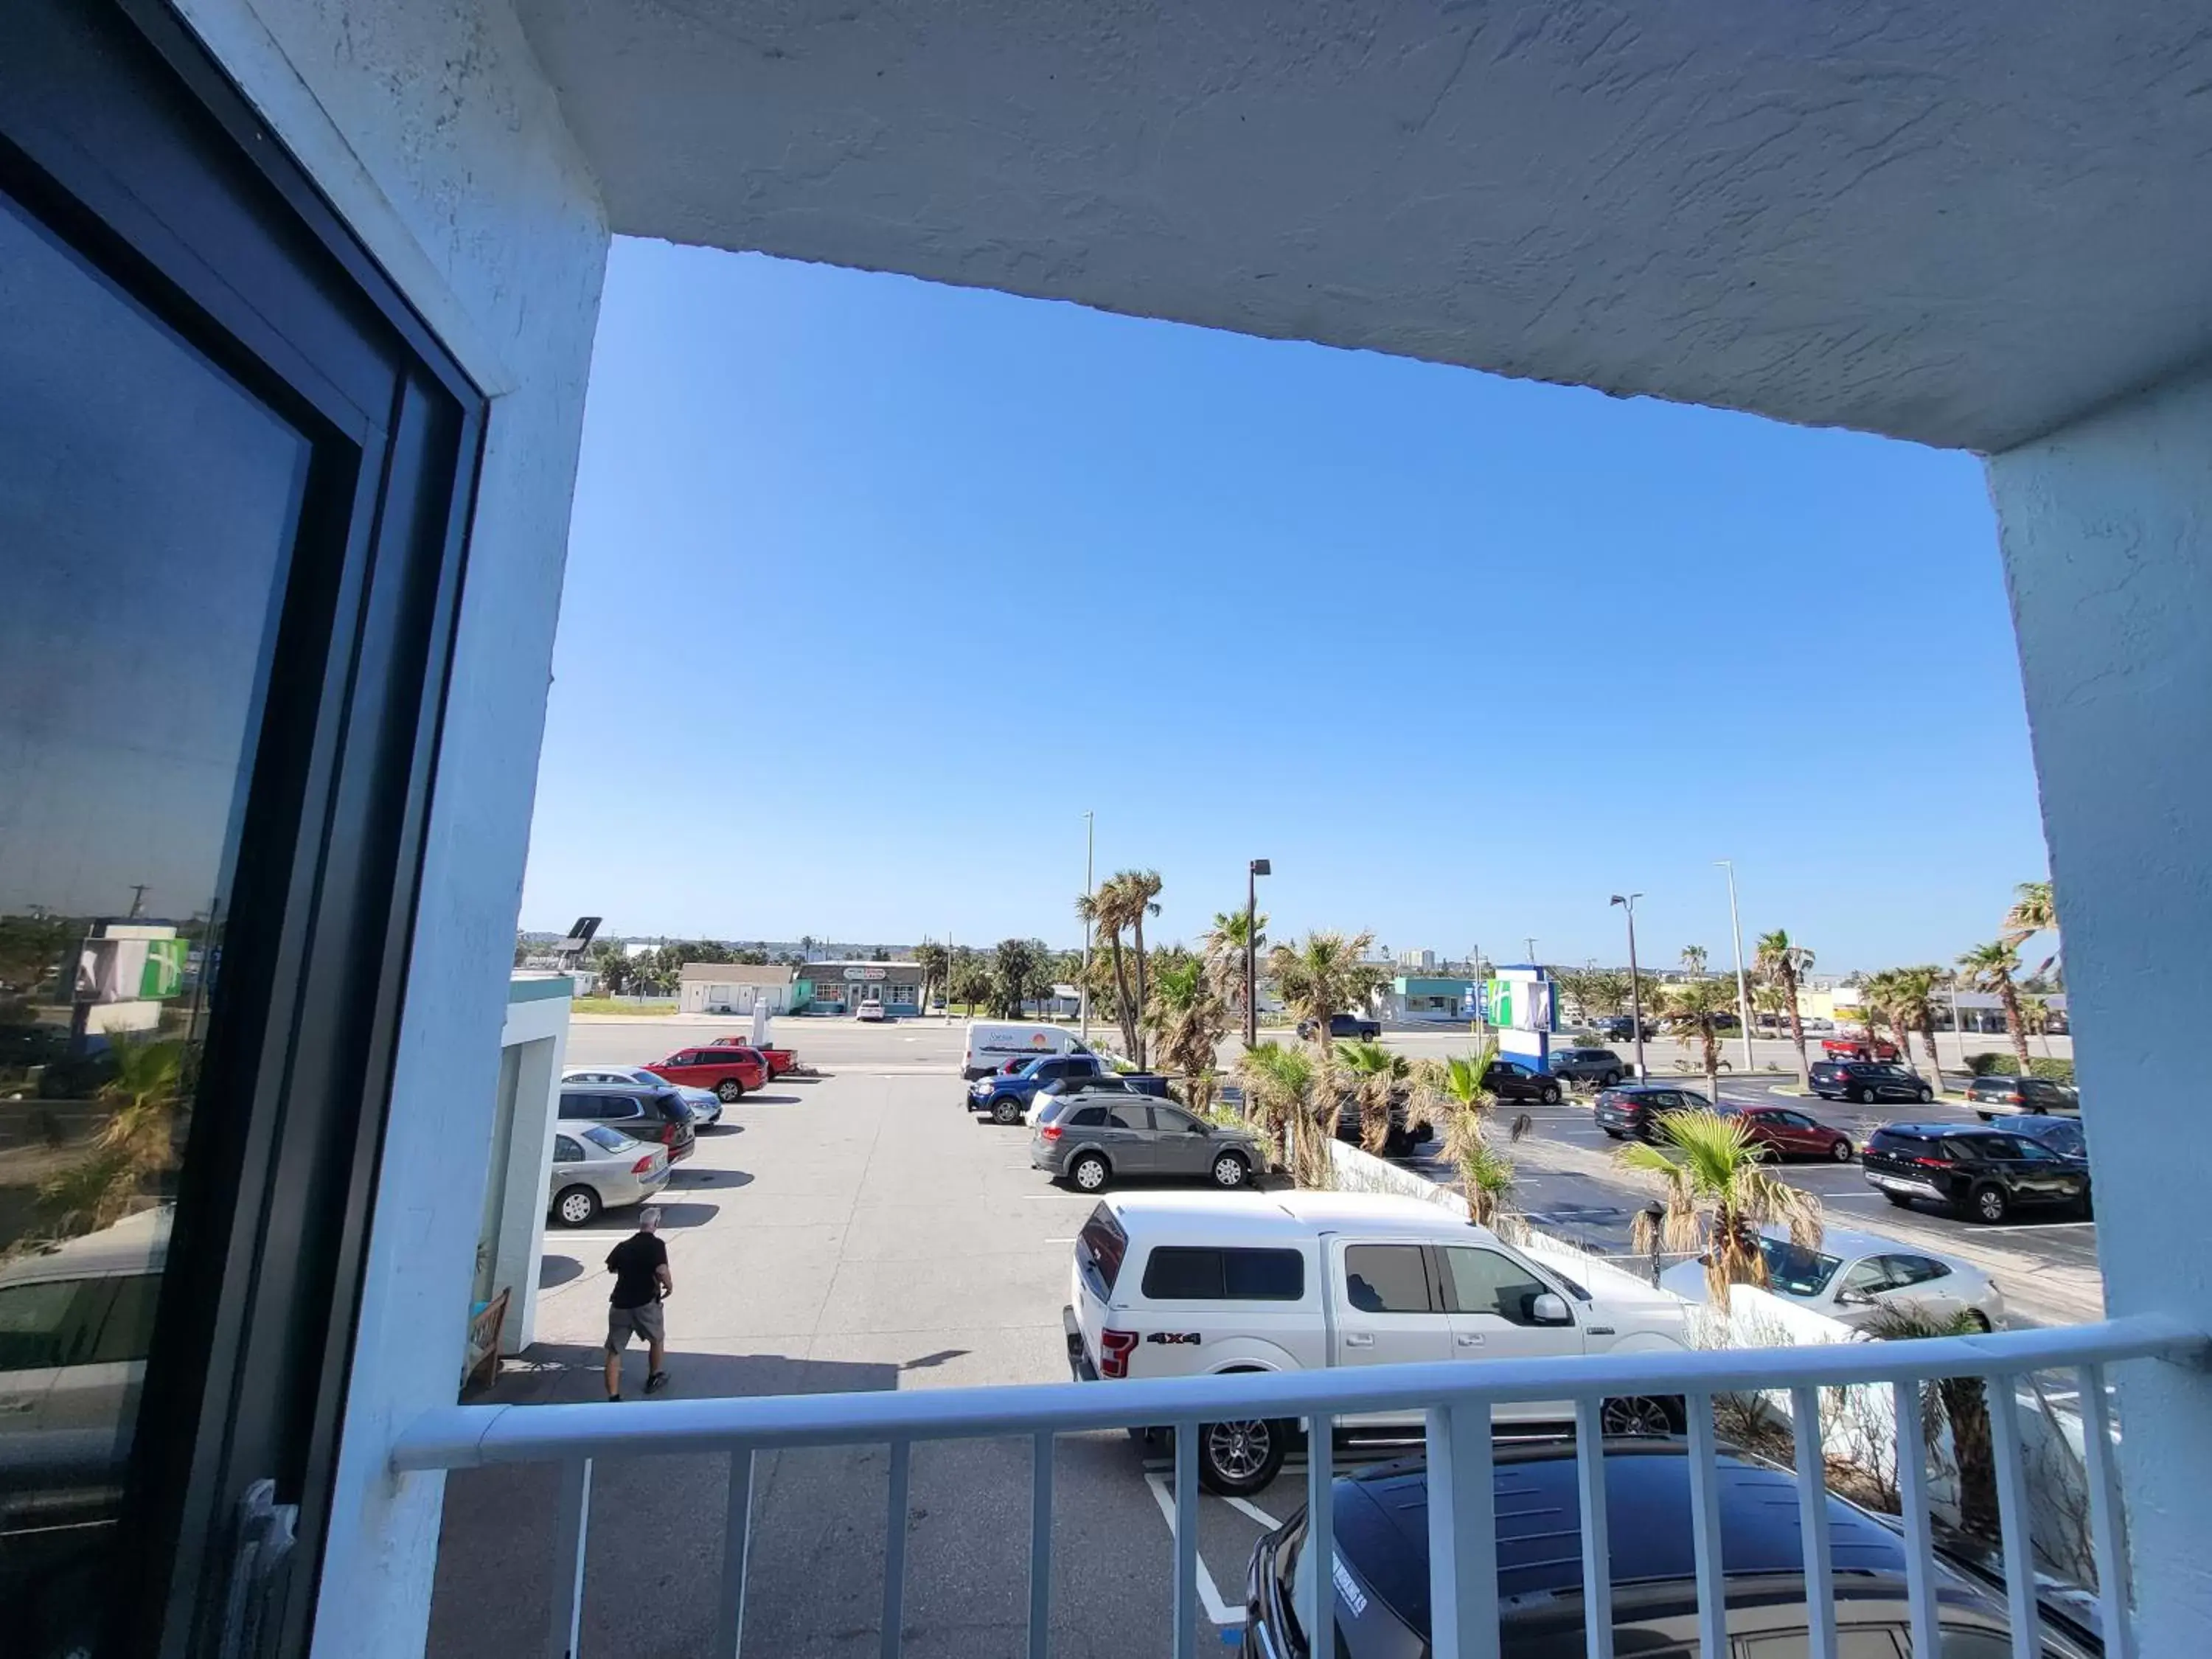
[1548,1046,1628,1086]
[1032,1096,1265,1193]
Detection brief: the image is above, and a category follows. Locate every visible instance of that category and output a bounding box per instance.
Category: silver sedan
[564,1064,723,1126]
[547,1123,669,1226]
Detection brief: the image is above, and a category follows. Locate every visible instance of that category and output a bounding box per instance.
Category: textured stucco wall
[1988,365,2212,1646]
[516,0,2212,451]
[493,990,574,1353]
[168,2,608,1653]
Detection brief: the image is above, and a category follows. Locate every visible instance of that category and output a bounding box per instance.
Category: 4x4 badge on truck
[1145,1332,1200,1345]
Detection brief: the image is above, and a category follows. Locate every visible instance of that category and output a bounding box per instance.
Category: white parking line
[1222,1495,1284,1531]
[1143,1472,1242,1626]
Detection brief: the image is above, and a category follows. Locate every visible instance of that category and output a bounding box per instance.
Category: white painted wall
[488,988,574,1353]
[168,3,609,1655]
[1987,363,2212,1651]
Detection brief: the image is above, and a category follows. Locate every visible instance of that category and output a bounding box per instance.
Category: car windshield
[1758,1237,1844,1297]
[580,1124,632,1153]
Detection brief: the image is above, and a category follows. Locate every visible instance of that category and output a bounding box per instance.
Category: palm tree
[1617,1109,1823,1300]
[1200,908,1267,1027]
[1754,929,1815,1089]
[913,939,950,1010]
[1424,1039,1531,1225]
[1335,1038,1408,1153]
[1680,945,1708,975]
[1863,1304,2000,1539]
[1079,872,1159,1065]
[1121,870,1164,1065]
[1237,1040,1331,1186]
[1857,970,1913,1065]
[38,1036,187,1239]
[1886,965,1947,1094]
[1268,931,1383,1067]
[1658,976,1735,1106]
[2003,880,2057,946]
[1147,957,1228,1114]
[1958,939,2032,1071]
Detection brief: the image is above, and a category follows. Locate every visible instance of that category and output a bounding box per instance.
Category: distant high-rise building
[1397,947,1437,970]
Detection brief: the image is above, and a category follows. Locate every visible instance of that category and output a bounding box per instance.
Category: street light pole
[1717,860,1755,1074]
[1245,858,1271,1048]
[1611,894,1646,1078]
[1080,810,1094,1043]
[1524,936,1538,964]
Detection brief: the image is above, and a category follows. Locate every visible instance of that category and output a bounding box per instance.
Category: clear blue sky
[521,237,2048,974]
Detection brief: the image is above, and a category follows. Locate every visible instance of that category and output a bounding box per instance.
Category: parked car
[1967,1074,2080,1119]
[546,1123,669,1226]
[1545,1046,1628,1087]
[1295,1012,1380,1041]
[1809,1060,1933,1104]
[1660,1223,2004,1329]
[961,1020,1091,1079]
[563,1064,722,1126]
[1481,1058,1562,1104]
[1241,1438,2097,1658]
[1862,1122,2093,1222]
[1033,1099,1265,1196]
[2006,1113,2089,1159]
[1822,1032,1900,1061]
[1026,1069,1172,1127]
[1593,1081,1713,1140]
[968,1051,1117,1124]
[1062,1192,1689,1493]
[643,1045,766,1102]
[706,1034,797,1076]
[1591,1014,1655,1043]
[1718,1101,1857,1161]
[557,1083,698,1164]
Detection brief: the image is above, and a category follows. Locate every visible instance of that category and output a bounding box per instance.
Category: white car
[563,1065,722,1126]
[1660,1224,2006,1332]
[1062,1190,1690,1495]
[855,1001,886,1023]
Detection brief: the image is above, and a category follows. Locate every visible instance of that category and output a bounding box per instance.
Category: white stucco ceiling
[516,1,2212,451]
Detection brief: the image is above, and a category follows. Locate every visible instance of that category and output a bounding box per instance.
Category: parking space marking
[1223,1495,1284,1531]
[1143,1472,1242,1627]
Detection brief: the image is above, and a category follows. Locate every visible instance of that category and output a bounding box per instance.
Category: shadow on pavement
[538,1253,583,1290]
[666,1166,753,1191]
[555,1200,720,1234]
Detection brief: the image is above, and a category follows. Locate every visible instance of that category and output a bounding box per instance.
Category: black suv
[1809,1060,1933,1104]
[1296,1012,1380,1041]
[1591,1015,1655,1042]
[1547,1046,1628,1086]
[1862,1122,2091,1222]
[1966,1074,2079,1119]
[1242,1439,2096,1659]
[1481,1058,1562,1104]
[1593,1081,1712,1139]
[557,1085,698,1164]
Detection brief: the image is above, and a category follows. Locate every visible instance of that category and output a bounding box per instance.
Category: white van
[1062,1190,1690,1494]
[961,1020,1090,1080]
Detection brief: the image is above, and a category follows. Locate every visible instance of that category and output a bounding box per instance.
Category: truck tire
[992,1097,1022,1125]
[1196,1417,1288,1496]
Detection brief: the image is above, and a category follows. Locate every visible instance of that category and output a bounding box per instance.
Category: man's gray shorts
[606,1301,665,1352]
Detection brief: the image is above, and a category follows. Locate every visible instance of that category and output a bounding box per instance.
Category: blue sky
[521,238,2048,973]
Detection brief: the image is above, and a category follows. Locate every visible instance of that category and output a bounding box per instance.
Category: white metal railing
[394,1315,2203,1659]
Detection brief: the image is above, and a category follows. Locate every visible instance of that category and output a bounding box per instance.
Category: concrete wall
[487,984,575,1352]
[168,3,609,1654]
[1987,362,2212,1649]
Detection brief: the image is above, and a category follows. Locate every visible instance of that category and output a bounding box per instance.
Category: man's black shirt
[607,1231,667,1310]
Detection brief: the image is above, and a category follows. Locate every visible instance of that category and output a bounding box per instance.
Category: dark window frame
[3,4,485,1652]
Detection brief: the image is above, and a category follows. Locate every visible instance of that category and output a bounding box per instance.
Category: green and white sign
[139,937,187,998]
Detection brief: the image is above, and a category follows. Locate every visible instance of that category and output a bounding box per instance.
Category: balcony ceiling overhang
[518,0,2212,451]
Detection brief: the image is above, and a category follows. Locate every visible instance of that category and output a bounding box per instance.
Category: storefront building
[803,961,925,1016]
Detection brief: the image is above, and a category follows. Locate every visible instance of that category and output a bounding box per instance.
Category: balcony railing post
[546,1457,591,1659]
[882,1439,912,1659]
[2076,1364,2135,1659]
[1789,1385,1837,1659]
[1987,1381,2039,1659]
[1425,1398,1498,1659]
[1683,1394,1727,1659]
[1571,1399,1613,1659]
[1305,1414,1335,1649]
[1028,1432,1053,1659]
[714,1445,754,1658]
[1890,1380,1940,1658]
[1172,1422,1199,1659]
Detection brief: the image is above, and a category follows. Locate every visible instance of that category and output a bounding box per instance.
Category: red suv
[1821,1032,1899,1062]
[646,1046,767,1102]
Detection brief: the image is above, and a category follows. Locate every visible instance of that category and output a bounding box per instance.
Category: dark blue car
[966,1053,1113,1124]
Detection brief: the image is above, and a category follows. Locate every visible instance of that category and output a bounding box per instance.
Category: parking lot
[426,1014,2101,1655]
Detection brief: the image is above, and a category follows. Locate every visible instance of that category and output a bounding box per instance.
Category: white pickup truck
[1062,1189,1691,1493]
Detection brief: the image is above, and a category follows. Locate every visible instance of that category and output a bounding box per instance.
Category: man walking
[603,1206,672,1401]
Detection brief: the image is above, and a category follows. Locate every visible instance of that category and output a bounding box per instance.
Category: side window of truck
[1343,1245,1434,1314]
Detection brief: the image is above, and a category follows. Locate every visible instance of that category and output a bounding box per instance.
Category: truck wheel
[1070,1153,1110,1192]
[992,1098,1022,1125]
[1197,1419,1288,1496]
[1598,1395,1682,1436]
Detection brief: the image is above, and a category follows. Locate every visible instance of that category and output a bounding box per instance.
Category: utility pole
[1717,860,1755,1073]
[128,883,149,919]
[1079,810,1094,1043]
[1611,894,1646,1078]
[1524,936,1537,964]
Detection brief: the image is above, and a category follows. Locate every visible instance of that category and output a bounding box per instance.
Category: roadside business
[803,961,925,1017]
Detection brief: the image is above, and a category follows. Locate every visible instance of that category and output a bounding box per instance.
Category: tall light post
[1524,936,1538,964]
[1079,810,1094,1043]
[1610,894,1646,1078]
[1716,859,1755,1074]
[1245,858,1271,1048]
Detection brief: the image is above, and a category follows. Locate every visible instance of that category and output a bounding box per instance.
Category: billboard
[75,933,188,1004]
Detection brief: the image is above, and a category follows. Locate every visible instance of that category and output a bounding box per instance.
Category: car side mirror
[1531,1293,1571,1325]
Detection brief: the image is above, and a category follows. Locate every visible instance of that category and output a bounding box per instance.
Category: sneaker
[645,1371,670,1395]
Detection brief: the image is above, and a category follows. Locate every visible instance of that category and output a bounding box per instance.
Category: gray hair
[639,1207,663,1231]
